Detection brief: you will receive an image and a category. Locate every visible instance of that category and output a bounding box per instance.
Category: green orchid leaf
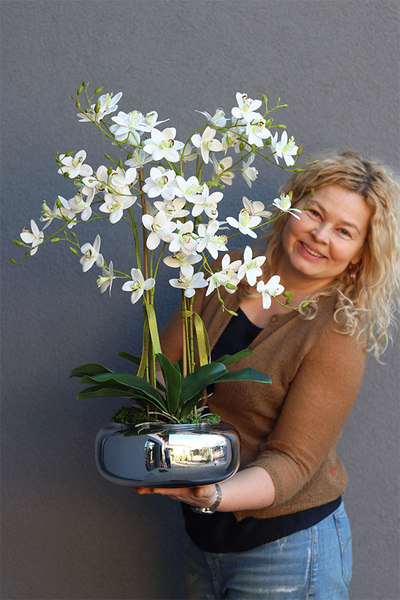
[179,393,204,419]
[180,362,227,403]
[85,373,166,407]
[216,349,254,366]
[156,353,182,415]
[76,386,137,399]
[213,367,271,385]
[70,363,115,378]
[117,352,141,365]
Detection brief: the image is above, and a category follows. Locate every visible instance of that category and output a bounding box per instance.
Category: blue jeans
[184,501,352,599]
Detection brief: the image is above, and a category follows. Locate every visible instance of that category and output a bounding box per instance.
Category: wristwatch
[191,484,222,514]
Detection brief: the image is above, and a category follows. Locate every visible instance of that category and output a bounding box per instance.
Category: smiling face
[280,185,371,292]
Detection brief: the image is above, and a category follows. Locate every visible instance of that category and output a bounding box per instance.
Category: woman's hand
[134,484,217,509]
[133,467,276,512]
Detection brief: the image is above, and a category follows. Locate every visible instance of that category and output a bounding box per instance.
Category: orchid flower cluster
[13,84,311,424]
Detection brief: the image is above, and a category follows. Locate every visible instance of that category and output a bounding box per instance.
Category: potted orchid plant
[12,83,313,484]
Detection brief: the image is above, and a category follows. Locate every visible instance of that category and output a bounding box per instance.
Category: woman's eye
[339,228,350,237]
[309,209,320,217]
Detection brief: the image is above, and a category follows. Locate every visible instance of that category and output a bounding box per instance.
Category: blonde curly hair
[257,151,400,360]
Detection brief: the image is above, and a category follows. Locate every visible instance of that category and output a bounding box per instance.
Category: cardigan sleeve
[247,323,367,510]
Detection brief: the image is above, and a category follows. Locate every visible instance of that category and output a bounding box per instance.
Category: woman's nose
[311,224,330,243]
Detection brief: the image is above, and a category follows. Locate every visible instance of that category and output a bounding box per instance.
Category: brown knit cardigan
[161,286,367,521]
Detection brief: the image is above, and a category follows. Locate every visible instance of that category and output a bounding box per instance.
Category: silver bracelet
[191,484,222,514]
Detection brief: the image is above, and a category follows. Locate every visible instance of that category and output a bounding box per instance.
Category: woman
[138,151,400,599]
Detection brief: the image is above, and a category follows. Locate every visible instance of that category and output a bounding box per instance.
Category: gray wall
[1,1,399,598]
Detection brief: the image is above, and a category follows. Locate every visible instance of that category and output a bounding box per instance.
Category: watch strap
[191,483,222,514]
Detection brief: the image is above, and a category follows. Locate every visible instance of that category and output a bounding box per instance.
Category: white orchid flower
[40,199,70,229]
[196,220,228,260]
[153,198,189,220]
[191,187,224,219]
[168,220,198,256]
[99,192,136,224]
[241,154,258,188]
[245,118,271,148]
[80,235,104,272]
[211,156,235,186]
[175,175,204,204]
[58,150,93,179]
[125,148,153,169]
[273,193,302,220]
[81,166,109,201]
[221,131,240,154]
[20,219,44,255]
[78,92,122,123]
[169,265,207,298]
[231,92,263,124]
[257,276,285,309]
[122,268,155,304]
[206,254,242,296]
[195,108,227,128]
[142,211,177,250]
[163,251,202,269]
[142,167,177,201]
[143,127,184,162]
[110,167,137,189]
[219,254,243,293]
[191,126,224,164]
[237,246,266,287]
[136,111,169,132]
[271,131,298,167]
[97,261,114,296]
[205,270,231,296]
[110,110,142,145]
[67,191,93,222]
[226,208,262,238]
[242,196,272,219]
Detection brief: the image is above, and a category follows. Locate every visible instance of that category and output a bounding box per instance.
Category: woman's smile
[298,241,326,259]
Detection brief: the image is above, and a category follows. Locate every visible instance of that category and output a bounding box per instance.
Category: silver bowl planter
[95,421,240,488]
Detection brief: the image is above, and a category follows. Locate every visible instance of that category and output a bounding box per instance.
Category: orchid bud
[297,145,303,157]
[225,283,237,291]
[69,247,79,256]
[293,168,304,173]
[51,238,62,242]
[56,197,62,208]
[104,153,112,161]
[13,239,25,247]
[94,100,101,114]
[277,124,287,129]
[77,85,83,96]
[94,86,104,95]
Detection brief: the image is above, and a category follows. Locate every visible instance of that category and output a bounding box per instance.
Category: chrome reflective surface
[95,421,240,488]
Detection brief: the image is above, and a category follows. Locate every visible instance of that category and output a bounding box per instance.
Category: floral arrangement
[12,83,312,425]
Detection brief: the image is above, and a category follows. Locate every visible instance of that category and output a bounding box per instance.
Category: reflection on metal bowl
[95,421,240,488]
